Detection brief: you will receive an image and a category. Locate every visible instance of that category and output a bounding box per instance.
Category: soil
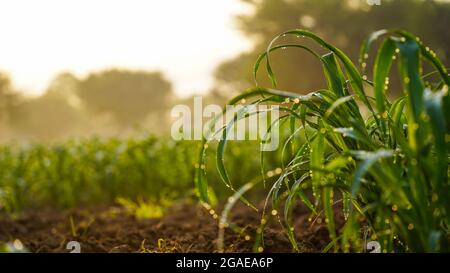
[0,201,342,253]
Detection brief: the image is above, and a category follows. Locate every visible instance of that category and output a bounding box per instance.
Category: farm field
[2,27,449,253]
[0,137,286,253]
[0,0,449,256]
[0,202,336,253]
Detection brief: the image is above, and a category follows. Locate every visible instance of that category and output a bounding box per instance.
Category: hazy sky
[0,0,252,97]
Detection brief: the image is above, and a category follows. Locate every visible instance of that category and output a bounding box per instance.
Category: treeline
[0,68,228,142]
[1,0,449,141]
[0,70,180,141]
[215,0,450,94]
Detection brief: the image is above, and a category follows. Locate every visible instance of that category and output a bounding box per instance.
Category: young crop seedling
[196,29,450,253]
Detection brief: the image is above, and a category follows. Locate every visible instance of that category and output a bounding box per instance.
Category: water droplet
[420,112,430,122]
[433,208,440,217]
[432,193,439,202]
[275,168,282,174]
[13,239,23,250]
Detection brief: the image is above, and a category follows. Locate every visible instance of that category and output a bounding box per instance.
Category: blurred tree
[78,69,173,128]
[9,73,85,140]
[215,0,450,95]
[0,73,12,125]
[0,73,20,131]
[10,92,85,140]
[46,72,81,108]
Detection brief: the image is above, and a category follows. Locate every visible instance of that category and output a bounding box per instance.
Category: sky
[0,0,252,97]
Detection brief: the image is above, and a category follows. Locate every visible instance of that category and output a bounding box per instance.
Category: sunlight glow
[0,0,252,97]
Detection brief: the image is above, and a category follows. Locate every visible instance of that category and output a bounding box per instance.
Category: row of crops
[0,136,276,212]
[197,29,450,252]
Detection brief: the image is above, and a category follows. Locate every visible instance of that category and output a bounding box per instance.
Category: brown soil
[0,201,341,253]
